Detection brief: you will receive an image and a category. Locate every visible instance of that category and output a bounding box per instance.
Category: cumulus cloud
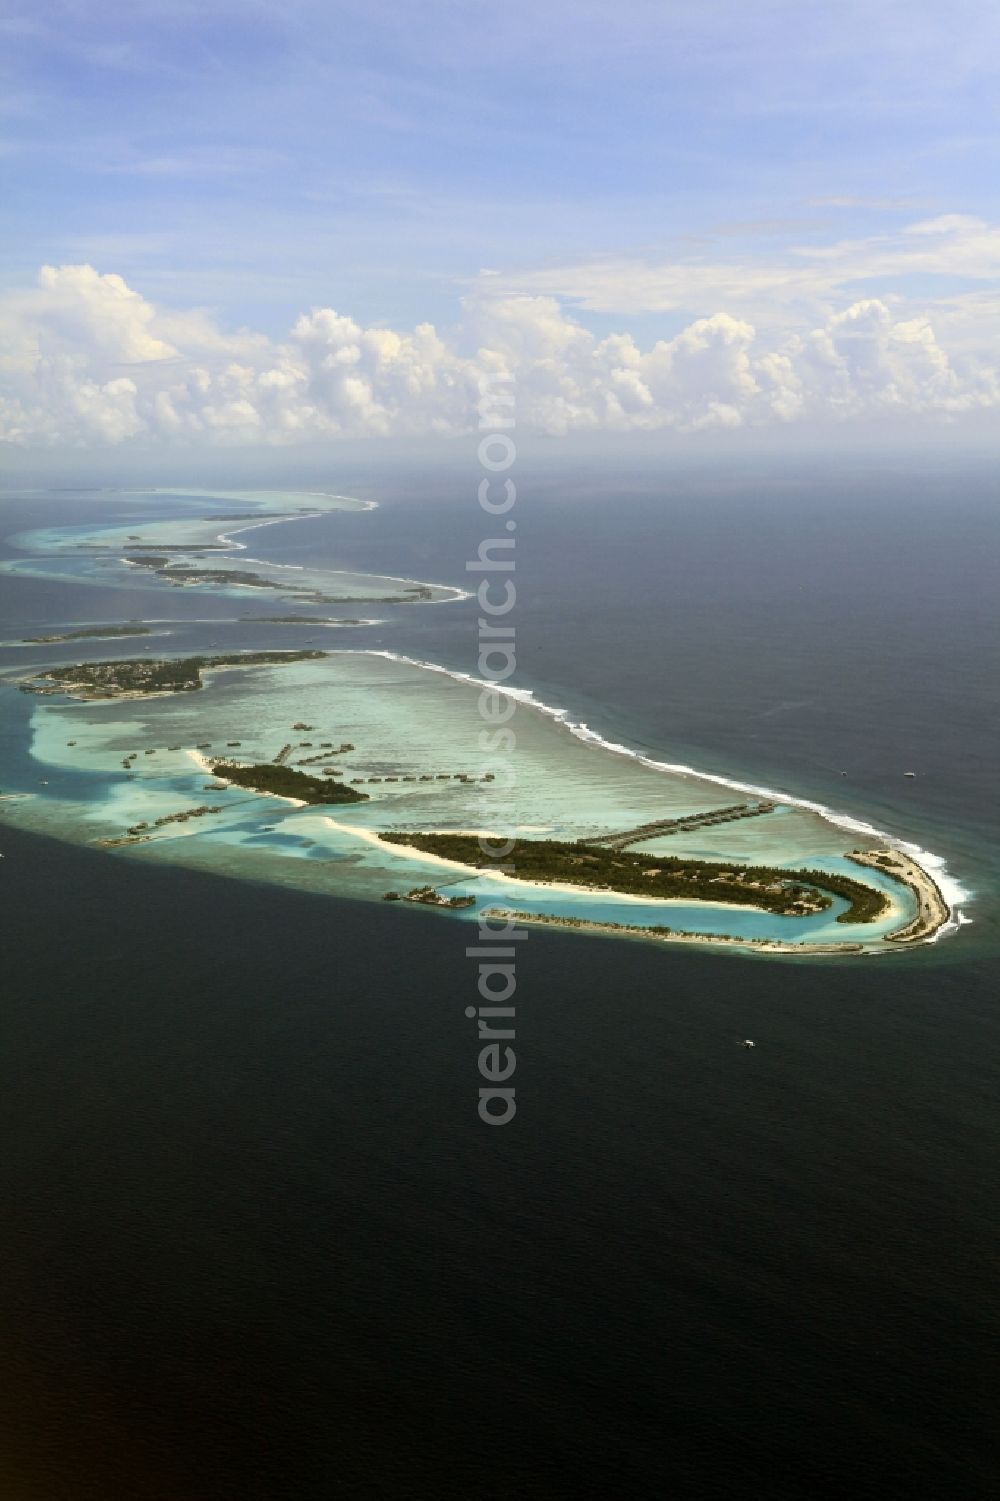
[0,261,998,447]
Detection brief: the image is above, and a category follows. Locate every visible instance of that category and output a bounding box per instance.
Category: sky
[3,0,1000,452]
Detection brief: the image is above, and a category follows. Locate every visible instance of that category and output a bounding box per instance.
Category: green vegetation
[22,623,151,644]
[486,908,676,937]
[480,908,867,950]
[128,559,286,589]
[387,885,476,908]
[21,650,326,698]
[379,833,890,923]
[125,553,433,604]
[804,868,890,922]
[409,885,475,908]
[210,761,368,804]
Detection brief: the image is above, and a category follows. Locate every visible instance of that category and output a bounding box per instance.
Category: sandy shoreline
[319,818,740,909]
[76,752,951,951]
[316,820,950,949]
[185,748,307,806]
[360,650,968,918]
[20,652,322,703]
[316,819,907,927]
[320,816,722,902]
[30,706,954,952]
[850,848,950,943]
[480,908,870,957]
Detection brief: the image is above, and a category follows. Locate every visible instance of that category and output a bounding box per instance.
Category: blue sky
[3,1,1000,447]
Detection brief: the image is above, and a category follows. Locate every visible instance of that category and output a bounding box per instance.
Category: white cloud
[34,263,178,363]
[1,260,998,447]
[492,214,1000,320]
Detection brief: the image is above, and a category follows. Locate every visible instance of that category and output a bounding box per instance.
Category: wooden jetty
[584,800,776,851]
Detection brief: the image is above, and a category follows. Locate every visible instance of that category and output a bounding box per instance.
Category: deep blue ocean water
[0,462,996,1498]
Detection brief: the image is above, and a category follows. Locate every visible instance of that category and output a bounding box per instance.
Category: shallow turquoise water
[0,488,464,605]
[2,639,917,948]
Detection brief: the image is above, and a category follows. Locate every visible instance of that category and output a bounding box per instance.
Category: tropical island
[244,615,369,626]
[383,886,477,909]
[125,555,297,590]
[209,760,369,804]
[478,908,868,955]
[378,832,891,923]
[21,622,152,644]
[20,650,326,699]
[0,482,959,958]
[123,553,435,604]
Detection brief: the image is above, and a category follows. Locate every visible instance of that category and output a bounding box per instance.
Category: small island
[209,760,369,804]
[378,832,891,923]
[21,650,327,699]
[125,556,285,590]
[384,886,476,908]
[124,553,435,605]
[479,908,869,955]
[21,622,152,644]
[246,615,370,626]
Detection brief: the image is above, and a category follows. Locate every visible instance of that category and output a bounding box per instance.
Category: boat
[904,771,917,778]
[743,1039,755,1049]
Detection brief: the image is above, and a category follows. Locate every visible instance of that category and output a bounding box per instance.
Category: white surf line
[215,511,323,569]
[7,491,470,603]
[342,649,969,937]
[122,494,470,602]
[0,627,174,649]
[138,488,379,512]
[212,502,468,597]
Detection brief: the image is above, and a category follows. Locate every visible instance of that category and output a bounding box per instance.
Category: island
[480,909,868,956]
[378,832,891,923]
[0,484,961,960]
[20,650,327,699]
[243,615,369,626]
[849,848,950,942]
[209,760,369,804]
[384,886,477,909]
[21,622,152,644]
[124,553,434,605]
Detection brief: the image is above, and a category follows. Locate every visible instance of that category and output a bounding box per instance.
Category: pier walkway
[584,800,776,851]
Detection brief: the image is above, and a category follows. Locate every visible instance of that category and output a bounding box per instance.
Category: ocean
[0,459,996,1497]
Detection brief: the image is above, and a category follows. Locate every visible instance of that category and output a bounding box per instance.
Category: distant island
[21,623,152,644]
[244,615,370,626]
[124,553,435,605]
[378,832,891,923]
[21,650,326,699]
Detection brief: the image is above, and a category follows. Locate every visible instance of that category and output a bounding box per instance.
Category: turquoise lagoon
[1,489,465,606]
[0,485,957,953]
[1,650,919,949]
